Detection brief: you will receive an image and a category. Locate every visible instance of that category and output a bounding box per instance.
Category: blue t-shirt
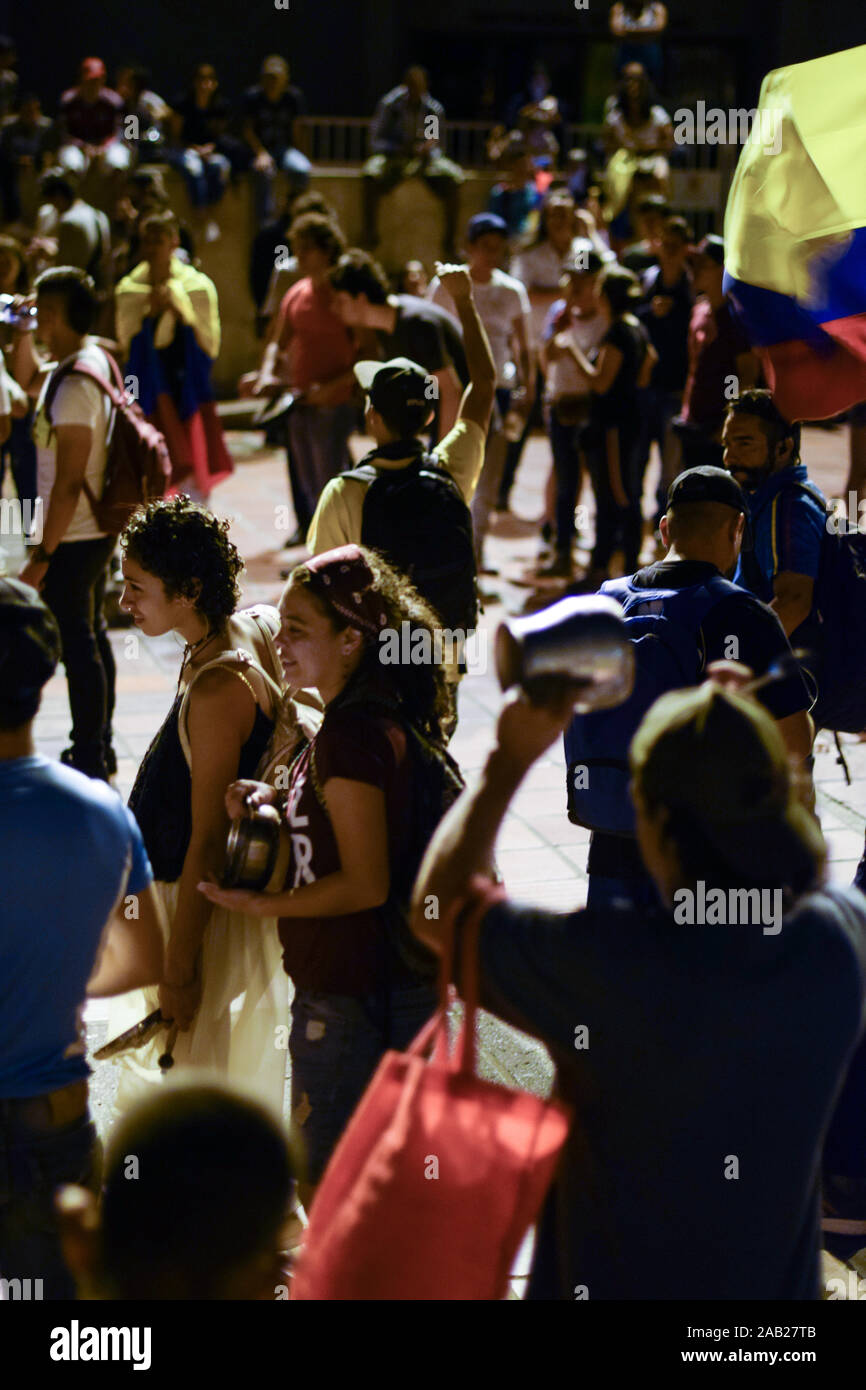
[488,183,542,240]
[0,755,153,1098]
[734,464,827,605]
[475,886,866,1300]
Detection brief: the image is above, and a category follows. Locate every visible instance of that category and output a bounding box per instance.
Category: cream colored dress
[104,607,314,1123]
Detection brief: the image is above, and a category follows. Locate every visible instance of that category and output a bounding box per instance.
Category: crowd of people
[1,27,866,1306]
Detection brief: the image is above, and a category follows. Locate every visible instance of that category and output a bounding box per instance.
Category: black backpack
[343,450,479,634]
[383,722,466,979]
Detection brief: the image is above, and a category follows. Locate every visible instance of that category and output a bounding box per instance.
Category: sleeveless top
[129,690,273,883]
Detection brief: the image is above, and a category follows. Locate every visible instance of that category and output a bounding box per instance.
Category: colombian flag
[723,45,866,422]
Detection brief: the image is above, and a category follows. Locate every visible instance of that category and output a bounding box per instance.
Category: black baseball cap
[0,577,61,722]
[354,357,433,436]
[667,465,747,514]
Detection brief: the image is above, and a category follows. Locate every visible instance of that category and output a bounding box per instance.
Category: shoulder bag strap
[177,649,276,769]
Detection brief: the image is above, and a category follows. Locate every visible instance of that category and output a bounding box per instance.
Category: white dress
[104,607,304,1123]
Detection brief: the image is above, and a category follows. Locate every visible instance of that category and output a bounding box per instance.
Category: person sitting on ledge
[361,66,464,259]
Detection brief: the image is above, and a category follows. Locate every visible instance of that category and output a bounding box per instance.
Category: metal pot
[223,805,292,893]
[495,594,635,712]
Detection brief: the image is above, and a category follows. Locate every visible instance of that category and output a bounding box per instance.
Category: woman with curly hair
[104,496,291,1118]
[201,543,460,1203]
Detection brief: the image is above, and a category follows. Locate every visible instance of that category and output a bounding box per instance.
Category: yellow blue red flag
[724,45,866,421]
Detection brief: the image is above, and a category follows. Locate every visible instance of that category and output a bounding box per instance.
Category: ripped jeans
[289,983,437,1185]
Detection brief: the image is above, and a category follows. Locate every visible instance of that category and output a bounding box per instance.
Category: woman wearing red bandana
[200,544,459,1208]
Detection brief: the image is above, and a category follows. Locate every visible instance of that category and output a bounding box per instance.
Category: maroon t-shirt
[60,87,124,145]
[680,297,752,432]
[277,706,416,995]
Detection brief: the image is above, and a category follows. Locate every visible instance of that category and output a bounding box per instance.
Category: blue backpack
[564,574,736,835]
[780,482,866,734]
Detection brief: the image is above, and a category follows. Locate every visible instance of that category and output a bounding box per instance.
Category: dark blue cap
[466,213,508,244]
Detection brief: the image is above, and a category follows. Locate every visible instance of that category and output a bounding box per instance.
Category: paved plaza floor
[5,416,865,1297]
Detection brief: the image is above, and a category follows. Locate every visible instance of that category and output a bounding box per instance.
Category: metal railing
[303,117,606,171]
[301,116,728,169]
[300,116,729,217]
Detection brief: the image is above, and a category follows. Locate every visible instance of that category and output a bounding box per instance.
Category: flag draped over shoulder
[115,255,233,496]
[126,319,234,496]
[723,45,866,422]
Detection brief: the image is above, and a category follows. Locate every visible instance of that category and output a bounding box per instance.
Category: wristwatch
[31,542,55,564]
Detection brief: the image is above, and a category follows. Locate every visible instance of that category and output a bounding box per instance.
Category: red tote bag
[292,880,572,1300]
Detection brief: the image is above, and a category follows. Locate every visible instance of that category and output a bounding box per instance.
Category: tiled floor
[5,415,864,1297]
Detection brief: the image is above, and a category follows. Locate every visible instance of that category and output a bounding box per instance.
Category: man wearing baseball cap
[0,578,164,1298]
[309,261,495,559]
[564,464,814,911]
[412,676,866,1299]
[57,57,130,181]
[676,233,760,470]
[428,214,532,577]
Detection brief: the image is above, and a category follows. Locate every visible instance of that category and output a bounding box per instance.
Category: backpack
[343,449,479,635]
[45,351,171,535]
[770,481,866,734]
[381,722,465,978]
[564,574,735,836]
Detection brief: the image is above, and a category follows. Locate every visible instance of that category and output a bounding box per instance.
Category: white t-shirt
[510,239,603,347]
[544,307,609,399]
[35,342,113,543]
[428,268,530,387]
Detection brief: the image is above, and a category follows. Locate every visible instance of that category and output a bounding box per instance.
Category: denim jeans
[585,419,645,573]
[637,388,683,522]
[290,982,438,1184]
[163,147,231,208]
[0,1102,98,1300]
[361,153,464,251]
[0,414,37,513]
[469,387,510,569]
[286,401,355,524]
[549,403,592,557]
[40,535,116,778]
[253,145,312,224]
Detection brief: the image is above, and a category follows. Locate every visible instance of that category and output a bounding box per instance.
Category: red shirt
[277,707,416,995]
[60,86,124,145]
[278,277,355,402]
[681,297,752,431]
